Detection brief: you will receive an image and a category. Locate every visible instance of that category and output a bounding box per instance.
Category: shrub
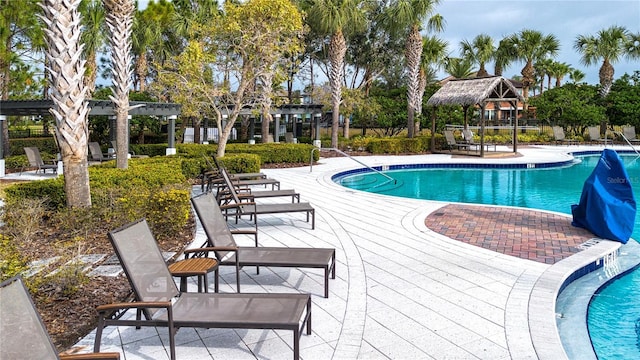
[0,235,28,282]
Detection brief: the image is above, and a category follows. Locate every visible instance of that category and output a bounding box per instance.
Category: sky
[434,0,640,85]
[137,0,640,86]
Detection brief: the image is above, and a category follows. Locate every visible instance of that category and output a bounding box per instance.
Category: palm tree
[568,68,586,84]
[307,0,366,148]
[79,0,106,97]
[40,0,92,207]
[549,61,571,87]
[460,34,494,77]
[104,0,135,169]
[574,25,633,97]
[131,10,160,92]
[383,0,443,138]
[417,35,447,134]
[444,57,475,78]
[534,57,554,93]
[493,37,516,77]
[505,29,559,105]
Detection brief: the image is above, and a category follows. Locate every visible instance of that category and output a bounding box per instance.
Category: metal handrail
[310,146,396,184]
[614,131,640,157]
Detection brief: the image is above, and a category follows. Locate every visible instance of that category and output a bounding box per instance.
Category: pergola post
[166,115,177,155]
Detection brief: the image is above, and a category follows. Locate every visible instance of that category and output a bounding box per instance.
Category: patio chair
[462,129,496,152]
[220,168,315,229]
[444,130,472,153]
[22,147,58,174]
[622,126,640,144]
[552,126,579,146]
[95,219,312,360]
[191,192,335,297]
[0,275,120,360]
[588,126,609,145]
[88,142,115,162]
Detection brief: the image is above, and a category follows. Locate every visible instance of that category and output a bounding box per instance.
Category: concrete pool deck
[58,144,634,359]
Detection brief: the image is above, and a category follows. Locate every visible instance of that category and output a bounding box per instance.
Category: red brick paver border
[425,204,596,264]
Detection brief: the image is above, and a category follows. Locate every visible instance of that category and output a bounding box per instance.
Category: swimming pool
[334,154,640,240]
[334,152,640,358]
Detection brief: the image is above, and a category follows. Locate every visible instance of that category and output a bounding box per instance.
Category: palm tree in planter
[40,0,92,207]
[103,0,134,169]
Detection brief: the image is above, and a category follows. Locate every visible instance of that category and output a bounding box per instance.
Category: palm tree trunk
[41,0,91,208]
[329,30,346,148]
[135,55,147,92]
[405,26,423,138]
[104,0,134,169]
[599,58,614,97]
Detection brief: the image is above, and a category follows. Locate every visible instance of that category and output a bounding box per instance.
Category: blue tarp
[571,149,636,243]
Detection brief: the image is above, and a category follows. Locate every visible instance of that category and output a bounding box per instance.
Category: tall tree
[549,61,571,87]
[79,0,106,97]
[444,57,474,78]
[574,25,636,97]
[505,29,559,107]
[40,0,92,207]
[226,0,303,144]
[383,0,443,138]
[0,0,43,155]
[569,68,586,84]
[103,0,134,169]
[418,35,447,134]
[460,34,494,77]
[493,37,515,77]
[307,0,366,148]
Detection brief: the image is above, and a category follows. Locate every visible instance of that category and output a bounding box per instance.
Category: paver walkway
[425,204,594,264]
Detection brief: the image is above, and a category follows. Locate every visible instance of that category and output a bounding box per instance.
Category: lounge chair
[22,147,58,174]
[552,126,578,146]
[95,219,312,360]
[220,168,315,229]
[444,130,472,153]
[622,126,640,144]
[88,142,115,162]
[588,126,609,145]
[191,192,336,297]
[0,276,120,360]
[202,156,279,192]
[462,129,496,152]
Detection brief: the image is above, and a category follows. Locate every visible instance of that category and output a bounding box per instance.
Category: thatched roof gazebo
[426,76,524,157]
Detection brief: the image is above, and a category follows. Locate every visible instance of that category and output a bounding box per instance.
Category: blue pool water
[335,153,640,358]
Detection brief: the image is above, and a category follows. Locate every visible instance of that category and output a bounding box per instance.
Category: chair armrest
[183,246,238,255]
[60,352,121,360]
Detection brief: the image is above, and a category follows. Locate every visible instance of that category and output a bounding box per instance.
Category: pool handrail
[310,147,397,184]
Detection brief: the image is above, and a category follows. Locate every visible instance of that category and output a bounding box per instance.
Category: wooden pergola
[426,76,525,157]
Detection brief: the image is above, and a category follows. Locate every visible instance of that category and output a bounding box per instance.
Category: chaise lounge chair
[220,168,316,229]
[552,126,579,146]
[94,219,312,360]
[444,130,473,153]
[191,192,335,297]
[0,275,120,360]
[588,126,609,145]
[88,142,115,162]
[202,156,280,192]
[22,147,59,174]
[462,129,496,152]
[622,126,640,145]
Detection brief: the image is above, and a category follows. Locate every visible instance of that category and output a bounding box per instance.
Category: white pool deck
[27,144,634,360]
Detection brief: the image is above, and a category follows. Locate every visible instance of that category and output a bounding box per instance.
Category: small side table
[168,257,219,293]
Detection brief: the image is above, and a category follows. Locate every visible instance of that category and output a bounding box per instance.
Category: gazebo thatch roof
[426,76,523,106]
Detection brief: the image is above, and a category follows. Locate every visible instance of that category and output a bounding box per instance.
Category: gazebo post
[430,107,437,153]
[480,103,486,157]
[512,100,518,153]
